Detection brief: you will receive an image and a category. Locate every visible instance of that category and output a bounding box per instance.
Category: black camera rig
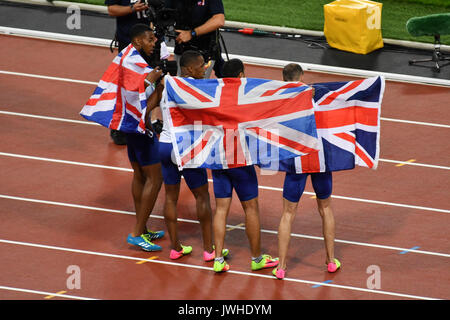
[144,0,178,41]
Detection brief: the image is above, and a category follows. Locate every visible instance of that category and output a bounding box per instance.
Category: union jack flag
[162,76,321,170]
[263,76,385,173]
[80,44,151,133]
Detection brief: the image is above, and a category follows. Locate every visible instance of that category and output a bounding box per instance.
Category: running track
[0,35,449,300]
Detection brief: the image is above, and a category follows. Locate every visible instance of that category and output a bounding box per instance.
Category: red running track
[0,35,449,300]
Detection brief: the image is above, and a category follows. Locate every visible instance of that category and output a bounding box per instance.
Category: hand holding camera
[131,0,148,13]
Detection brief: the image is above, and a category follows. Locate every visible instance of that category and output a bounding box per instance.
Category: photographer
[165,0,225,78]
[106,0,151,52]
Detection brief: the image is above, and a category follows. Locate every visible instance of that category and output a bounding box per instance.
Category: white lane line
[0,238,441,300]
[379,158,450,170]
[0,110,99,126]
[0,70,98,85]
[0,152,132,172]
[0,285,98,300]
[1,194,449,258]
[1,151,449,213]
[380,117,450,129]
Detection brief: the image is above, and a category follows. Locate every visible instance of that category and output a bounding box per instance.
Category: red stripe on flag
[99,63,120,85]
[174,78,213,103]
[135,62,148,69]
[319,79,364,106]
[110,46,133,130]
[334,132,355,144]
[181,131,213,167]
[247,127,318,155]
[355,145,374,168]
[169,89,314,129]
[125,101,142,118]
[300,151,321,173]
[223,129,247,168]
[261,82,307,97]
[315,106,378,129]
[138,119,146,133]
[335,132,374,168]
[85,92,117,106]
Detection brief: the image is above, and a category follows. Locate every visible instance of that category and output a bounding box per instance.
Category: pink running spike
[203,250,215,262]
[273,268,285,280]
[170,249,183,260]
[327,259,341,273]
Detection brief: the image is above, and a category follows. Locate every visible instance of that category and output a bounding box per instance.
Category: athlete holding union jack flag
[273,64,385,280]
[147,50,229,262]
[81,24,165,252]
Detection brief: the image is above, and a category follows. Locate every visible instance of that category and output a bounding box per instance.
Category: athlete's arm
[175,13,225,43]
[145,82,164,128]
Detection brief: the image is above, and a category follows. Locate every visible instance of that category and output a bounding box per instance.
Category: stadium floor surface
[0,34,449,301]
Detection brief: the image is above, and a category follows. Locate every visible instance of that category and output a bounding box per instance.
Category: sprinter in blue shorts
[147,50,228,262]
[273,64,341,280]
[124,24,165,252]
[212,59,279,273]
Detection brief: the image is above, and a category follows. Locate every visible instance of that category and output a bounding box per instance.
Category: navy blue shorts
[283,172,333,203]
[212,166,258,202]
[159,142,208,189]
[126,132,160,166]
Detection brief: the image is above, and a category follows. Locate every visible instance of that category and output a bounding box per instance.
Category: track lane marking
[0,194,449,258]
[0,285,97,300]
[1,152,449,210]
[0,238,442,300]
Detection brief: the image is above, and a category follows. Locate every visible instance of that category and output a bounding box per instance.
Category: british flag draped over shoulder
[261,76,385,173]
[165,75,384,172]
[162,76,321,170]
[80,44,151,133]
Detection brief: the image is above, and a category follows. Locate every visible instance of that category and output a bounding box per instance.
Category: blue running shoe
[127,234,162,251]
[144,229,165,241]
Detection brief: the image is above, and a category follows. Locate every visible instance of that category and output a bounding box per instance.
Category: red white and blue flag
[80,44,151,133]
[162,76,321,170]
[265,76,385,173]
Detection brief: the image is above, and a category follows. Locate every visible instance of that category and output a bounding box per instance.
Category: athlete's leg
[277,198,299,270]
[164,183,182,251]
[230,166,261,257]
[240,197,261,258]
[159,141,183,251]
[213,197,232,259]
[190,183,214,253]
[276,172,308,271]
[130,161,163,237]
[310,172,336,265]
[316,196,336,264]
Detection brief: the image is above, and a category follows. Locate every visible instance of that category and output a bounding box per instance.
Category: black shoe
[110,129,127,145]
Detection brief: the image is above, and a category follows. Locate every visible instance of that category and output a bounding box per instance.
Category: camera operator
[106,0,151,52]
[165,0,225,78]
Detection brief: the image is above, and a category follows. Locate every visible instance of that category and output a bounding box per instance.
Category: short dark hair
[283,63,304,81]
[222,59,245,78]
[180,50,203,68]
[129,23,152,40]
